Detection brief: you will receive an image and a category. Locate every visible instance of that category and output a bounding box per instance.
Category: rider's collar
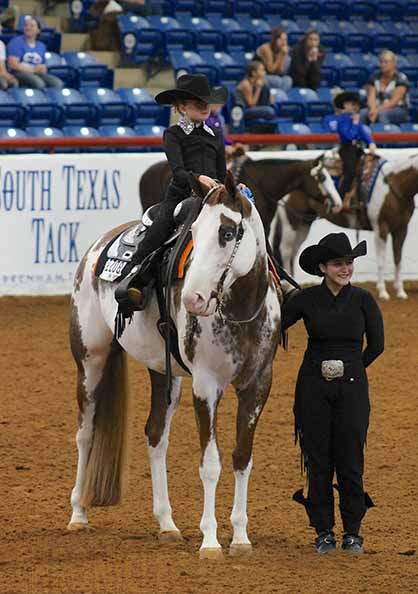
[178,115,215,137]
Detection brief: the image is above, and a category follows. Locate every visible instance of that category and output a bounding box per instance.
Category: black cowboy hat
[299,232,367,276]
[154,74,228,105]
[333,91,361,110]
[334,91,361,109]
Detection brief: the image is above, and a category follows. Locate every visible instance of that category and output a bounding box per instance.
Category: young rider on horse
[327,91,377,211]
[116,74,228,309]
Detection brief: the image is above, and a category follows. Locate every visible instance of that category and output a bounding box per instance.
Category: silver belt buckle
[321,359,344,381]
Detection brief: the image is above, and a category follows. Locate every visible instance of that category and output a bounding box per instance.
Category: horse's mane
[244,158,316,168]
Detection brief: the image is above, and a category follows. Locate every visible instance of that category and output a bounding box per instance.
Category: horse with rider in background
[68,173,283,559]
[272,151,418,300]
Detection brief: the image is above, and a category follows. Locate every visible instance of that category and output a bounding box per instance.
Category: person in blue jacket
[325,92,376,210]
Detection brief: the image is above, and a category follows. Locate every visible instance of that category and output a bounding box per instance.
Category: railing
[0,132,417,151]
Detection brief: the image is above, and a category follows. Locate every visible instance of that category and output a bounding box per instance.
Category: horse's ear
[189,173,210,198]
[224,170,237,199]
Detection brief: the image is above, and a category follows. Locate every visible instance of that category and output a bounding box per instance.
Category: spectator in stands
[0,39,18,90]
[254,28,292,92]
[288,30,325,90]
[6,17,63,90]
[0,6,19,32]
[360,50,410,126]
[89,0,122,51]
[235,61,277,131]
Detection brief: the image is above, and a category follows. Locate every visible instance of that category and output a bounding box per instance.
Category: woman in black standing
[282,232,384,554]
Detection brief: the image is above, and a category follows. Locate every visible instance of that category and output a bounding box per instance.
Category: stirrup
[115,268,145,311]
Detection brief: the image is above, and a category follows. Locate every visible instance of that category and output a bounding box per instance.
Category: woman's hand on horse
[198,175,217,188]
[369,143,377,155]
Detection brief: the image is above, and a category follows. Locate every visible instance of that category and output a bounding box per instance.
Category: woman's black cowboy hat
[333,91,361,110]
[154,74,228,105]
[299,232,367,276]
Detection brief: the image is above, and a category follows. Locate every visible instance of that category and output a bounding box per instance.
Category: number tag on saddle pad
[321,359,344,381]
[100,258,128,282]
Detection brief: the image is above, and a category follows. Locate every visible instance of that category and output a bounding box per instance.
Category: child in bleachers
[115,74,228,310]
[332,91,376,211]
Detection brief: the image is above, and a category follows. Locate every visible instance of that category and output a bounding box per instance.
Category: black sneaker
[342,533,364,554]
[315,531,336,554]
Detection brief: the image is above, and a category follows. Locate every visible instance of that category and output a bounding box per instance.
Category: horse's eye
[219,225,236,245]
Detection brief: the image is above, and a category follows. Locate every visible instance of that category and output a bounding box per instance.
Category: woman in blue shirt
[7,17,63,90]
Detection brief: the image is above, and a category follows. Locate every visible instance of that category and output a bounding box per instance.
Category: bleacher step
[43,15,62,32]
[19,0,43,15]
[147,68,175,90]
[114,67,147,89]
[61,33,89,52]
[90,51,120,69]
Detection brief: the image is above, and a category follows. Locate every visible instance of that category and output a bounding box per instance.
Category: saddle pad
[360,156,387,204]
[95,222,143,282]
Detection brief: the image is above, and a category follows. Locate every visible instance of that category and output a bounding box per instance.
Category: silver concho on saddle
[321,359,344,381]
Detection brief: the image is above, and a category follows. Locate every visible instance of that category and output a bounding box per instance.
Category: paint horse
[68,173,282,559]
[273,153,418,299]
[139,156,343,238]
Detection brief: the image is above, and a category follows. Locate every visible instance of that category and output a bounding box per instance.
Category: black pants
[137,184,185,260]
[339,143,363,196]
[294,357,370,535]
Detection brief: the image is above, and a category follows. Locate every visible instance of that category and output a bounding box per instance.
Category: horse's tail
[81,345,129,507]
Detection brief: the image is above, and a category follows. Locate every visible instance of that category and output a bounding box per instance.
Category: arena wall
[0,150,417,295]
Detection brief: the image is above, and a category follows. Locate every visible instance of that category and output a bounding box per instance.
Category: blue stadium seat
[174,0,203,16]
[202,0,233,17]
[279,122,312,134]
[145,16,195,53]
[233,0,262,17]
[44,87,97,127]
[339,66,370,88]
[399,123,418,132]
[350,53,378,73]
[348,1,377,20]
[62,125,100,137]
[117,15,159,64]
[320,0,348,19]
[400,33,418,56]
[81,88,133,126]
[274,97,305,123]
[370,123,401,133]
[293,2,322,20]
[317,88,334,103]
[61,51,113,88]
[168,50,218,83]
[44,52,77,88]
[372,33,401,54]
[0,126,30,154]
[236,16,271,37]
[116,87,170,126]
[258,0,292,19]
[26,126,63,137]
[375,1,405,21]
[0,91,26,127]
[9,88,61,127]
[198,51,240,85]
[134,124,165,152]
[98,124,138,151]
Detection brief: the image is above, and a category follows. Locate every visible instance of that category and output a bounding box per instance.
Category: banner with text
[1,150,417,295]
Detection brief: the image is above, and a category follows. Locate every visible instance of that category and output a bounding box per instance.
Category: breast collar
[178,115,215,137]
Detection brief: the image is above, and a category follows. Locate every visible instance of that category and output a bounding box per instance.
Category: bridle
[201,192,269,325]
[308,161,338,213]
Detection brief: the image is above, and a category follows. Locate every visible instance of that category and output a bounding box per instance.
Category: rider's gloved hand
[238,183,255,204]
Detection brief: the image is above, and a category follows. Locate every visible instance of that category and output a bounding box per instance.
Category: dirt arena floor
[1,282,418,594]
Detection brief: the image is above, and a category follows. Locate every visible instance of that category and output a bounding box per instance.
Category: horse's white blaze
[317,166,343,212]
[184,203,257,314]
[148,377,182,533]
[230,459,253,546]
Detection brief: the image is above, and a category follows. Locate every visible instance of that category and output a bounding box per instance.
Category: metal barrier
[0,132,417,151]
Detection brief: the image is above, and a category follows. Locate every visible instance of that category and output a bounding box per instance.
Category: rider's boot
[341,186,357,211]
[115,252,146,310]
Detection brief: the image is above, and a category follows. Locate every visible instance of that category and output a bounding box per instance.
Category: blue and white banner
[0,150,417,295]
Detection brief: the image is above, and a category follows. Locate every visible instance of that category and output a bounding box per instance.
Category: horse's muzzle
[183,291,216,316]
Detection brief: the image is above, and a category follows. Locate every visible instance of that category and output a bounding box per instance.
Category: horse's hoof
[396,292,408,300]
[229,543,253,557]
[199,547,224,560]
[67,522,92,532]
[378,291,390,301]
[159,530,183,542]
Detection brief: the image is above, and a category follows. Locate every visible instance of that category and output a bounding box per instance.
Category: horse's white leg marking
[193,373,224,556]
[147,376,183,536]
[374,229,390,300]
[230,459,253,548]
[70,400,96,526]
[391,228,408,299]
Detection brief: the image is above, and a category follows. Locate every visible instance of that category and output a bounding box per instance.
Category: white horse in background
[272,152,418,300]
[68,173,282,559]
